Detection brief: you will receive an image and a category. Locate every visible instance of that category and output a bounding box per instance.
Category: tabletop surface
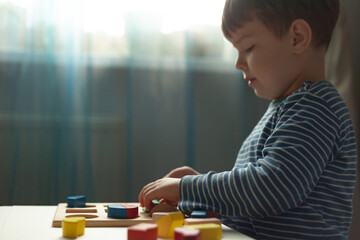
[0,205,254,240]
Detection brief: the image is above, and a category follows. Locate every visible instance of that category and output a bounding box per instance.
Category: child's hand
[138,178,181,212]
[164,166,201,178]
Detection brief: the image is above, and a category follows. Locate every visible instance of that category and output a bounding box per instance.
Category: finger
[138,186,147,206]
[138,182,156,206]
[142,183,157,200]
[163,173,172,178]
[138,191,144,207]
[143,188,161,211]
[140,183,158,207]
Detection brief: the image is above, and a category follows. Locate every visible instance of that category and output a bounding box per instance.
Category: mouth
[245,77,256,86]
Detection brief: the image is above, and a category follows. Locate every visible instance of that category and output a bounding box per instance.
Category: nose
[235,54,247,71]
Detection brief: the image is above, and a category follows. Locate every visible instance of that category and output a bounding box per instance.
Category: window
[0,0,234,63]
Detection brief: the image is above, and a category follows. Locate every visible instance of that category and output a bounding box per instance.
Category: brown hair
[222,0,339,48]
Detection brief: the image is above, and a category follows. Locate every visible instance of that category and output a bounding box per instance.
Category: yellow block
[184,223,222,240]
[62,217,85,239]
[184,217,222,225]
[156,212,184,239]
[152,212,170,222]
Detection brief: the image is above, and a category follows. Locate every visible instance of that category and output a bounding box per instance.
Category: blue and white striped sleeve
[177,92,342,219]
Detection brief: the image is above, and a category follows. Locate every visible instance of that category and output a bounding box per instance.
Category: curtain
[0,0,269,204]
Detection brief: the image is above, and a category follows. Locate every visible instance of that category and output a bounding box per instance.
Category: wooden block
[108,204,127,219]
[190,210,207,218]
[156,212,184,239]
[184,218,221,225]
[152,212,172,222]
[62,217,85,239]
[67,196,86,208]
[149,202,178,217]
[190,210,218,218]
[184,223,222,240]
[174,227,200,240]
[52,203,152,227]
[122,204,139,219]
[206,211,218,218]
[128,223,158,240]
[108,204,138,219]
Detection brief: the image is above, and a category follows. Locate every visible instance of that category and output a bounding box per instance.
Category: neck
[274,46,326,101]
[302,46,326,83]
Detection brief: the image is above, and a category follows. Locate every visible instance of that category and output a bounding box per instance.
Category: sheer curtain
[0,0,268,204]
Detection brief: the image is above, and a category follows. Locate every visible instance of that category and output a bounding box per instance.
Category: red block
[174,227,200,240]
[128,223,158,240]
[122,204,139,219]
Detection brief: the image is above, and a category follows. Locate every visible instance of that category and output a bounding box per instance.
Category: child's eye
[245,45,254,53]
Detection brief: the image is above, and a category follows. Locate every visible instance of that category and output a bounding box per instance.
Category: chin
[254,90,272,101]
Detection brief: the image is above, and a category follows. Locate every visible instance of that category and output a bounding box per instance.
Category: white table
[0,206,254,239]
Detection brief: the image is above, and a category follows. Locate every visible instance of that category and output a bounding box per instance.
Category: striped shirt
[178,81,357,239]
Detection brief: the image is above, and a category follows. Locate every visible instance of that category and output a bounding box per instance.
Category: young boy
[139,0,357,239]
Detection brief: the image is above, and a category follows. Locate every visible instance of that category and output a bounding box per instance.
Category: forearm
[164,166,201,178]
[178,164,311,219]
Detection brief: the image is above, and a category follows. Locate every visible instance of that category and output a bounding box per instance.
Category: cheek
[249,51,276,77]
[256,48,288,77]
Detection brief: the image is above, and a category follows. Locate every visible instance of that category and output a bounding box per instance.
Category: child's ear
[289,19,312,54]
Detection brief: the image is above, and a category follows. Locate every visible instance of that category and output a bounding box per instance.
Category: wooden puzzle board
[52,203,153,227]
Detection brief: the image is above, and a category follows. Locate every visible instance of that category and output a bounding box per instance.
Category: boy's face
[227,17,301,100]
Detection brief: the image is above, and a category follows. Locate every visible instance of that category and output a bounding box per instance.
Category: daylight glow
[2,0,225,36]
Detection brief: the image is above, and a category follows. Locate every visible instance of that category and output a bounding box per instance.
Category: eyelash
[245,45,254,53]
